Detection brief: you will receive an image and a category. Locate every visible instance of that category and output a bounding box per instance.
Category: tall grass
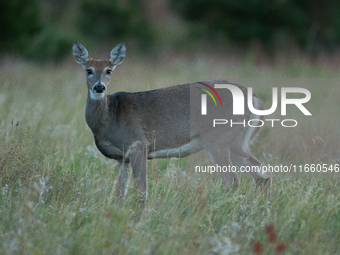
[0,55,339,254]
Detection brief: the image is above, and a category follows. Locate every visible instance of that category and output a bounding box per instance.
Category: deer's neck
[85,92,111,133]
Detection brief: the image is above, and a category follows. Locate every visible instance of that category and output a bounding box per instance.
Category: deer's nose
[93,84,106,93]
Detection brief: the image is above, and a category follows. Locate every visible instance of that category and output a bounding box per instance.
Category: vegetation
[0,56,339,254]
[78,0,154,50]
[3,0,340,62]
[171,0,340,54]
[0,0,41,54]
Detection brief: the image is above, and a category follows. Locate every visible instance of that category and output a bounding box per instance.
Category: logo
[198,84,312,127]
[197,82,222,115]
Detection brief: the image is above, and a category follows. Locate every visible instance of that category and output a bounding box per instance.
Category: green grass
[0,55,340,255]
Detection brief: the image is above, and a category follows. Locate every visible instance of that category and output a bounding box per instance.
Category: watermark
[197,83,312,127]
[190,79,339,179]
[195,164,340,174]
[212,118,298,127]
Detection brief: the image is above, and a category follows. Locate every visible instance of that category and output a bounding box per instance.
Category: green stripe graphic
[197,87,217,106]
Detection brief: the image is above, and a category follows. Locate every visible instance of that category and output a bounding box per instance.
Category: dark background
[1,0,340,63]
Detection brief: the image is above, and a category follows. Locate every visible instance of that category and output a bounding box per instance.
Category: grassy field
[0,54,340,255]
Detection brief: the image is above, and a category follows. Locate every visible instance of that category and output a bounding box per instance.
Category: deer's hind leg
[201,138,240,192]
[230,144,271,193]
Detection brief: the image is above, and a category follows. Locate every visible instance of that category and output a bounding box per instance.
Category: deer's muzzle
[93,84,106,93]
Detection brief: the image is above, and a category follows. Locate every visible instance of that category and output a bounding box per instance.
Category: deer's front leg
[129,142,148,203]
[116,161,130,199]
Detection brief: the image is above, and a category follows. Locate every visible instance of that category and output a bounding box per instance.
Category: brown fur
[72,42,272,203]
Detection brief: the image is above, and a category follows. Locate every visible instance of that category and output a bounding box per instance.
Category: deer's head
[72,42,126,100]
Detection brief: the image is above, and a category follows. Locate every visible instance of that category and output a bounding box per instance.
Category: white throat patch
[89,89,106,100]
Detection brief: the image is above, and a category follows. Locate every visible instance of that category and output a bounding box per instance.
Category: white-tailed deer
[72,42,271,202]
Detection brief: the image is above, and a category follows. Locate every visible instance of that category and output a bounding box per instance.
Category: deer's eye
[86,69,93,75]
[106,69,112,75]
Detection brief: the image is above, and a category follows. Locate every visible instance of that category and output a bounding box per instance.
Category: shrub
[78,0,154,50]
[26,26,74,63]
[0,0,41,54]
[171,0,340,54]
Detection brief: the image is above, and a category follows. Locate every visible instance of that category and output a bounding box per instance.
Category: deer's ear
[72,42,89,68]
[109,42,126,66]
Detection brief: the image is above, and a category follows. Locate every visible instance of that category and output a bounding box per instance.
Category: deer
[72,41,271,203]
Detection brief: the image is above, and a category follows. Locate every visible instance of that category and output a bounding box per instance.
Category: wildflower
[33,176,52,203]
[265,223,275,234]
[253,241,263,254]
[276,242,287,253]
[265,223,277,243]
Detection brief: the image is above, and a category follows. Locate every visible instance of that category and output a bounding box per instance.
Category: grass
[0,54,340,255]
